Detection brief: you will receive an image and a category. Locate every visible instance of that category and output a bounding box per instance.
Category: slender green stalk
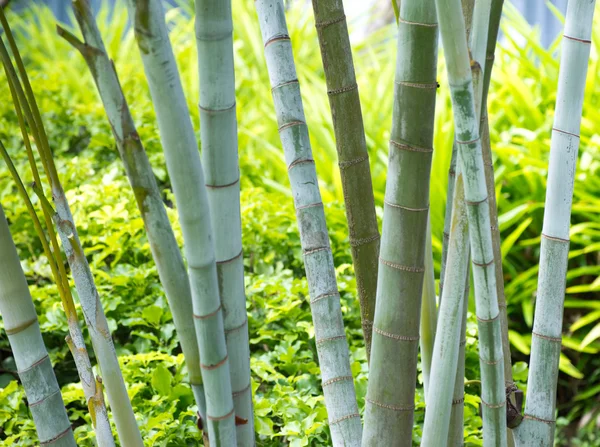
[310,0,380,359]
[363,0,438,443]
[255,1,361,445]
[514,2,596,445]
[126,1,236,444]
[194,1,254,443]
[0,203,76,447]
[0,25,143,446]
[2,44,113,446]
[421,173,470,446]
[420,215,437,400]
[56,0,207,423]
[433,0,507,444]
[0,140,114,447]
[480,4,516,433]
[447,275,469,446]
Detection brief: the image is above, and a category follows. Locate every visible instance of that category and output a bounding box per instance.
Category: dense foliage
[0,2,599,445]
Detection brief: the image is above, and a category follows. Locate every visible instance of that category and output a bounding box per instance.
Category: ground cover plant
[0,0,599,446]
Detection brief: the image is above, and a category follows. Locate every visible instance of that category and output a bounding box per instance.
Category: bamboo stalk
[0,20,142,446]
[55,0,207,423]
[362,0,438,443]
[0,140,115,447]
[480,4,516,432]
[514,1,596,445]
[421,173,471,446]
[194,1,254,443]
[125,1,236,444]
[420,215,437,400]
[433,0,507,444]
[0,203,76,447]
[447,274,469,446]
[310,0,380,359]
[255,1,361,445]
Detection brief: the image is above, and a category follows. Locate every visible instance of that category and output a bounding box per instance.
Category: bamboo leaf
[559,353,583,379]
[508,330,531,355]
[569,310,600,333]
[579,322,600,350]
[500,217,532,261]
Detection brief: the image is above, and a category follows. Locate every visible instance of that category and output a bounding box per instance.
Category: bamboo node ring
[40,425,74,446]
[563,34,591,44]
[456,136,481,145]
[452,396,465,405]
[330,413,360,425]
[328,83,358,96]
[311,291,339,305]
[523,413,555,425]
[349,233,380,247]
[541,233,570,243]
[481,398,506,409]
[379,258,425,273]
[472,258,494,267]
[264,34,290,48]
[315,15,346,29]
[373,326,419,342]
[17,354,49,375]
[383,200,429,212]
[272,79,299,92]
[390,139,433,153]
[207,408,235,421]
[206,177,240,189]
[366,398,416,412]
[201,355,229,371]
[339,154,369,169]
[476,313,499,323]
[465,197,488,206]
[396,80,438,89]
[532,331,562,343]
[279,120,306,132]
[216,249,243,265]
[194,304,222,320]
[398,17,438,27]
[304,246,331,256]
[295,201,322,211]
[198,101,236,114]
[322,375,353,387]
[317,335,347,346]
[552,127,580,139]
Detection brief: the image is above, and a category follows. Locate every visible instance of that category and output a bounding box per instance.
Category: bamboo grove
[0,0,596,445]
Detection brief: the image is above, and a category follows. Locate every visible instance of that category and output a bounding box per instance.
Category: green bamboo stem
[447,274,469,446]
[4,20,114,444]
[255,1,361,445]
[0,139,115,447]
[56,0,207,423]
[480,3,515,427]
[421,173,471,446]
[0,28,142,447]
[126,1,236,444]
[0,204,76,447]
[420,215,437,400]
[433,0,507,444]
[310,0,380,359]
[514,2,596,445]
[363,0,438,443]
[194,1,254,443]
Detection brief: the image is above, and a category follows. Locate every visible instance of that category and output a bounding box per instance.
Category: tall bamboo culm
[433,0,507,444]
[310,0,380,359]
[195,1,254,443]
[362,0,438,444]
[0,204,76,447]
[514,1,596,445]
[420,216,437,399]
[255,1,361,445]
[125,1,236,443]
[421,173,471,446]
[436,1,473,442]
[0,19,143,446]
[480,4,516,427]
[55,0,207,421]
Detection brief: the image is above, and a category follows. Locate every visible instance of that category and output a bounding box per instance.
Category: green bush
[0,1,598,445]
